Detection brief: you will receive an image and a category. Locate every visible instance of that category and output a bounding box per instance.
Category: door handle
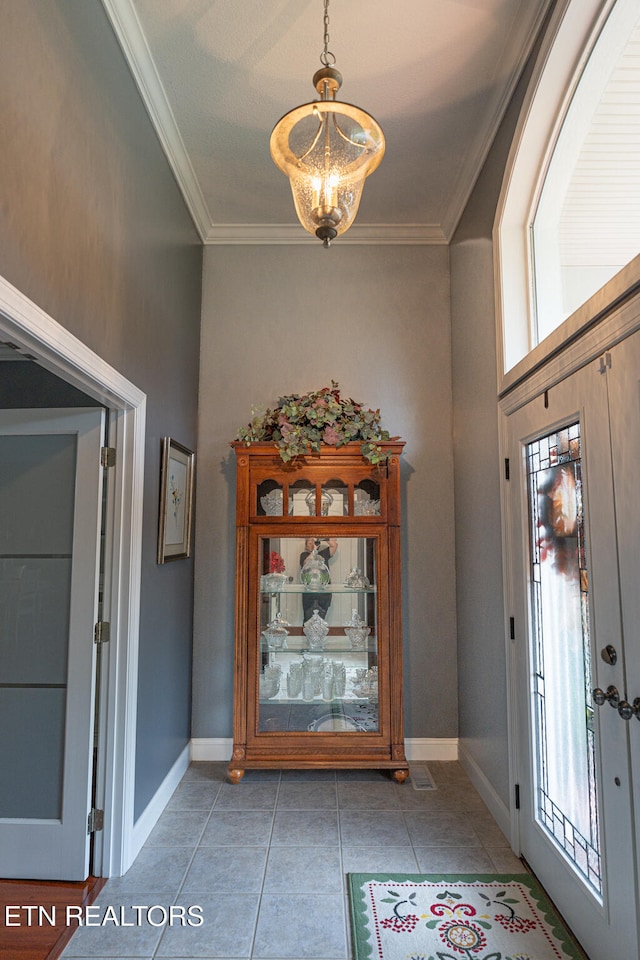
[593,685,619,708]
[618,698,640,722]
[617,700,636,721]
[593,688,640,721]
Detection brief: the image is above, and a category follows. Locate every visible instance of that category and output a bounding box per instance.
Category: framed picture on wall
[157,437,195,563]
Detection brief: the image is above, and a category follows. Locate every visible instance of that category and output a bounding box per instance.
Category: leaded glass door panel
[507,360,638,960]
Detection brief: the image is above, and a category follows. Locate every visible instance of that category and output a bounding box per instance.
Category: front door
[506,355,639,959]
[0,407,105,880]
[604,329,640,924]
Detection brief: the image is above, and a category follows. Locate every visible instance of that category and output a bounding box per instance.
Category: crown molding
[101,0,212,241]
[202,223,448,245]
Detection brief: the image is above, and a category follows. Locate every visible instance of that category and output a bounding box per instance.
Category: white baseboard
[128,743,191,869]
[190,737,459,763]
[190,738,233,761]
[458,741,512,842]
[405,738,458,761]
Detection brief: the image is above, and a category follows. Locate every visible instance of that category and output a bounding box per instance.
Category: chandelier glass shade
[270,23,385,247]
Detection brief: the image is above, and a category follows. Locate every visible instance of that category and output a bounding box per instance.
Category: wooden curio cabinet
[228,441,408,783]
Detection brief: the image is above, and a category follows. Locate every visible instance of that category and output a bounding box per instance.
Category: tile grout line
[337,782,353,960]
[402,804,423,874]
[151,778,223,959]
[248,771,283,960]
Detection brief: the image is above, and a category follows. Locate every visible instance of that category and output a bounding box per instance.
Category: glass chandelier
[270,0,385,247]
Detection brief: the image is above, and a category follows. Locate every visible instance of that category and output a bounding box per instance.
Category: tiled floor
[61,761,527,960]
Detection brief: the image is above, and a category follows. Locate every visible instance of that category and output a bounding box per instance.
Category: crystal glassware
[305,489,334,516]
[261,612,289,651]
[344,609,371,650]
[343,568,370,590]
[352,666,378,701]
[302,652,325,696]
[259,663,282,699]
[353,489,381,516]
[300,547,330,590]
[303,609,330,651]
[286,661,303,698]
[260,489,283,515]
[332,660,346,698]
[322,661,334,701]
[261,572,287,591]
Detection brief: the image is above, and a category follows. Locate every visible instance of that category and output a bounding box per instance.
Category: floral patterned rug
[348,874,588,960]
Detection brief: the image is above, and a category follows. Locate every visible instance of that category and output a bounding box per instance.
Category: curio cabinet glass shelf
[228,441,408,783]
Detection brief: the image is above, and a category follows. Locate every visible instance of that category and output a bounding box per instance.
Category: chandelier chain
[320,0,336,66]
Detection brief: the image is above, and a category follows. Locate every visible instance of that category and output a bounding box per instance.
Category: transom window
[532,0,640,342]
[497,0,640,376]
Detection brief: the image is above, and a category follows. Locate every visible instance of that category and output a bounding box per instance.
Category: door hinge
[94,621,110,645]
[515,784,520,810]
[598,353,612,374]
[87,808,104,834]
[509,616,515,640]
[100,446,116,468]
[504,458,510,481]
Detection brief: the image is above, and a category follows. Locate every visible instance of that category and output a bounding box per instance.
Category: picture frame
[157,437,195,563]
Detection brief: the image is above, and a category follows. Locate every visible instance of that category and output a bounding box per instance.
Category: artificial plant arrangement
[235,381,395,464]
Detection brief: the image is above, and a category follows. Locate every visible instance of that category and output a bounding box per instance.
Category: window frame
[494,0,640,393]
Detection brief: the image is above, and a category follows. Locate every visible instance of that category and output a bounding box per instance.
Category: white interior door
[506,357,639,959]
[0,407,105,880]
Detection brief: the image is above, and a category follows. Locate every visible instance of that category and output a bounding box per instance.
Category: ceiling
[101,0,552,245]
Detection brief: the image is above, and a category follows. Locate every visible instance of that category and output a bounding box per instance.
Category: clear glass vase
[301,546,330,590]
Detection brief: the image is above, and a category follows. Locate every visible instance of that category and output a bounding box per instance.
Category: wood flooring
[0,876,105,960]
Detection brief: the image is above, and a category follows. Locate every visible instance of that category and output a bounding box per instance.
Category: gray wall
[0,1,202,819]
[194,244,457,743]
[450,15,553,805]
